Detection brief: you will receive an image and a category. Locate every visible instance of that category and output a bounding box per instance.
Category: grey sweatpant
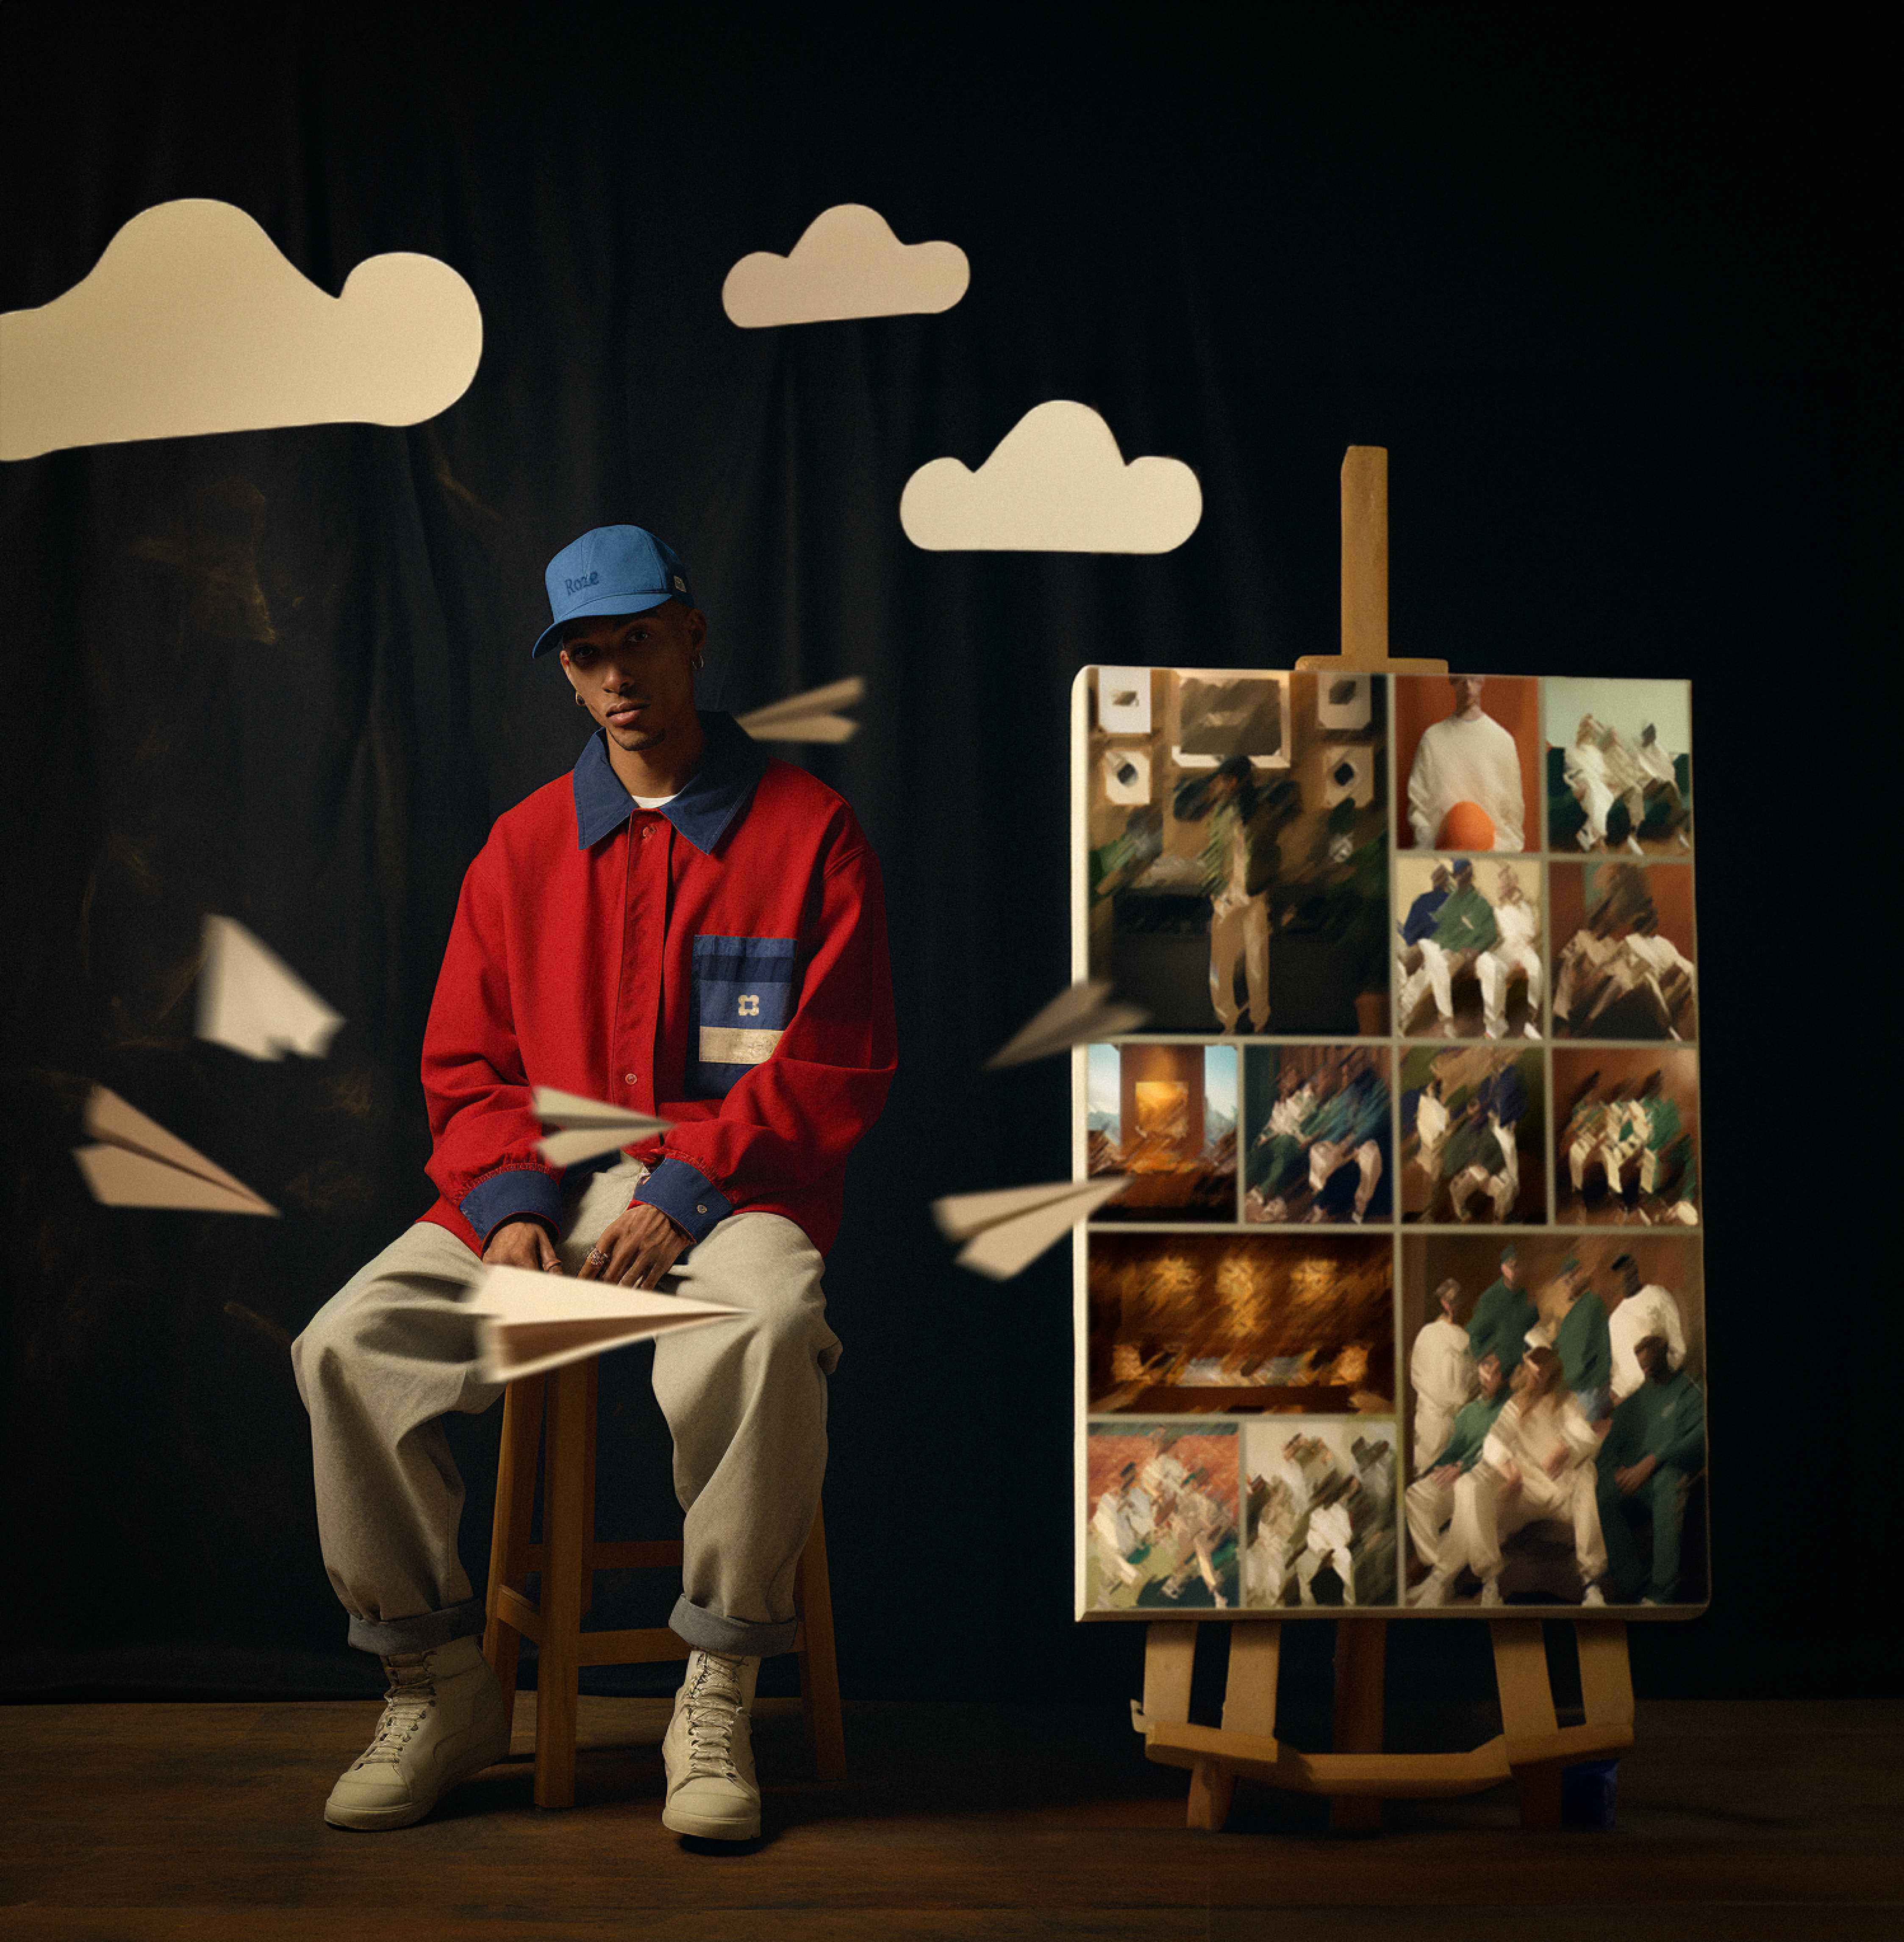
[290,1160,839,1660]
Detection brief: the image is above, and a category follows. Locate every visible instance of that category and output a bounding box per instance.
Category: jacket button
[624,1073,638,1086]
[696,1204,707,1215]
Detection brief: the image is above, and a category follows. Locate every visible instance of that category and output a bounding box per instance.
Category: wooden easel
[1127,449,1636,1833]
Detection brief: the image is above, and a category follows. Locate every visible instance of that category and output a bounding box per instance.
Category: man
[1302,1056,1389,1224]
[1408,1072,1452,1213]
[1399,859,1499,1036]
[1596,1333,1705,1604]
[292,526,896,1842]
[1410,1279,1478,1472]
[1407,674,1526,852]
[1465,1244,1536,1383]
[1606,1255,1688,1403]
[1396,863,1450,1007]
[1092,1463,1152,1607]
[1545,1257,1613,1422]
[1420,1346,1608,1608]
[1406,1352,1507,1587]
[1477,865,1542,1040]
[1197,759,1271,1032]
[1563,715,1618,852]
[1446,1052,1528,1224]
[1246,1470,1300,1607]
[1160,1466,1234,1607]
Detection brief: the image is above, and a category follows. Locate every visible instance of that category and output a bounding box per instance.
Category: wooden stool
[481,1355,846,1808]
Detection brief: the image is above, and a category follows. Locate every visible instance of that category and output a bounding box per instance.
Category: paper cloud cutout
[899,401,1201,553]
[722,204,969,328]
[0,199,483,460]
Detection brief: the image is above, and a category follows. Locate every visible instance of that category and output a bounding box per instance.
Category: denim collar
[572,712,769,854]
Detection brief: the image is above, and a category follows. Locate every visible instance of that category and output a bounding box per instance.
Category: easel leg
[1330,1618,1386,1833]
[1491,1619,1563,1829]
[1575,1618,1633,1735]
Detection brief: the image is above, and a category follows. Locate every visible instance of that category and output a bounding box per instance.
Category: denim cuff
[460,1168,564,1247]
[347,1596,488,1657]
[635,1157,734,1243]
[669,1593,797,1659]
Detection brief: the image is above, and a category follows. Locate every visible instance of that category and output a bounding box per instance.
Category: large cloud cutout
[722,204,968,328]
[0,199,482,461]
[900,400,1202,553]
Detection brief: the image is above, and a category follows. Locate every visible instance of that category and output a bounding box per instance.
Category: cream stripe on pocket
[699,1026,784,1065]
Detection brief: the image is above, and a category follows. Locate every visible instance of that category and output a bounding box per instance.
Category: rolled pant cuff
[347,1596,488,1657]
[670,1595,798,1659]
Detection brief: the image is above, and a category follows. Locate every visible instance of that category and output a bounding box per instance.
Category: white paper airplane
[71,1084,278,1215]
[462,1263,740,1383]
[986,979,1149,1069]
[197,914,344,1061]
[530,1086,673,1168]
[932,1176,1130,1280]
[736,676,864,744]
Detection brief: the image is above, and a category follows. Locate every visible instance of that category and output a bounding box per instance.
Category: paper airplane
[197,914,344,1061]
[71,1084,278,1215]
[932,1177,1130,1280]
[462,1263,740,1383]
[736,676,864,744]
[986,979,1149,1068]
[530,1086,673,1168]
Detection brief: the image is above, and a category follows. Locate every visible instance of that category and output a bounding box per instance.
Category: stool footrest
[522,1539,683,1573]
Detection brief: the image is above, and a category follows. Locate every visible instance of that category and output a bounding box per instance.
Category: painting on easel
[1074,663,1707,1620]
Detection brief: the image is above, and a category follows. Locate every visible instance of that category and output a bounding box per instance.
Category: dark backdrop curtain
[0,19,1879,1702]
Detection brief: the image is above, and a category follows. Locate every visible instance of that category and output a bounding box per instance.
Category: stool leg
[794,1501,847,1781]
[483,1376,544,1736]
[535,1359,589,1809]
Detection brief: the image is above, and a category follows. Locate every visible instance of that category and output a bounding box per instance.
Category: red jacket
[416,713,895,1257]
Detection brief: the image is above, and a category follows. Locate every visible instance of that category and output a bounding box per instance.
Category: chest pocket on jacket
[689,935,799,1096]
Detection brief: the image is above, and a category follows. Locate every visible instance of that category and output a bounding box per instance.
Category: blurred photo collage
[1074,668,1705,1618]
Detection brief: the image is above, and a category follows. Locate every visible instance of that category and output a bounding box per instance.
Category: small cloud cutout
[899,400,1202,553]
[0,199,482,461]
[722,204,968,328]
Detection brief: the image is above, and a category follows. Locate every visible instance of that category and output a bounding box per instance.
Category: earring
[691,655,704,673]
[575,690,587,707]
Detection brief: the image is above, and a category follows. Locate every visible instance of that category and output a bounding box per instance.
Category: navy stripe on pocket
[689,935,798,1096]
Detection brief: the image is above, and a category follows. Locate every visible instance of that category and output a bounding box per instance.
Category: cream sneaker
[325,1635,511,1830]
[662,1651,761,1840]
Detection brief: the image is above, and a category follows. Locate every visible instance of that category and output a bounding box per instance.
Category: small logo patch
[563,569,602,596]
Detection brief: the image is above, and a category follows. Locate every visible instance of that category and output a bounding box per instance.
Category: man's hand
[1544,1445,1572,1479]
[578,1201,692,1290]
[483,1217,562,1273]
[1615,1454,1658,1498]
[1430,1464,1460,1487]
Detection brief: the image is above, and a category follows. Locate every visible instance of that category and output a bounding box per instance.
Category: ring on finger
[586,1248,610,1267]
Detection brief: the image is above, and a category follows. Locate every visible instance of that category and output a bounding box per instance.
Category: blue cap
[532,525,693,659]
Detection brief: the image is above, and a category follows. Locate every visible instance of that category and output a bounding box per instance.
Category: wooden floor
[2,1696,1898,1939]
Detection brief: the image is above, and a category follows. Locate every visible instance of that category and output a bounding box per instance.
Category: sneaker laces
[359,1654,436,1767]
[680,1653,747,1781]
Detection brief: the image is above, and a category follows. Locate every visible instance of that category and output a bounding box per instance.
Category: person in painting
[1417,1346,1608,1608]
[1246,1471,1300,1607]
[1465,1244,1537,1384]
[1302,1054,1390,1224]
[1606,1255,1688,1403]
[1477,864,1542,1040]
[1407,674,1526,852]
[1092,1462,1152,1606]
[1596,1333,1706,1605]
[291,525,895,1843]
[1410,1279,1478,1472]
[1399,859,1499,1036]
[1159,1466,1234,1607]
[1405,1351,1507,1586]
[1191,757,1272,1033]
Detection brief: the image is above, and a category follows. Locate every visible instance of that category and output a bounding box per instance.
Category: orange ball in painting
[1436,801,1495,850]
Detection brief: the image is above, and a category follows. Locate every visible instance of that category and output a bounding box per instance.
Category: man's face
[560,602,705,759]
[1451,676,1485,715]
[1636,1335,1669,1383]
[1501,1258,1521,1288]
[1477,1355,1503,1398]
